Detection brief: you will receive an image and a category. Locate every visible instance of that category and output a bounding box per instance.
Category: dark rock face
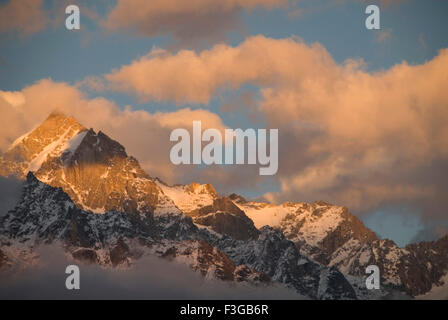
[110,238,131,267]
[0,172,154,247]
[234,265,270,283]
[204,226,357,300]
[72,248,99,264]
[276,202,448,297]
[191,197,259,240]
[399,235,448,296]
[228,193,247,204]
[196,239,240,281]
[156,240,269,283]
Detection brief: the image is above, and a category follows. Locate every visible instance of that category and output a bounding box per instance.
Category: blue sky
[2,0,447,105]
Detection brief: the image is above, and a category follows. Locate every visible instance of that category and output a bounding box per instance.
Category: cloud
[103,35,448,223]
[0,245,303,299]
[105,36,336,104]
[0,91,26,107]
[411,223,448,244]
[0,0,103,38]
[101,0,287,46]
[0,0,49,36]
[0,0,408,39]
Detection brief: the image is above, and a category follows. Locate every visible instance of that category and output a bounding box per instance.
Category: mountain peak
[25,171,38,184]
[1,112,87,176]
[228,193,247,204]
[185,182,217,197]
[46,109,70,119]
[43,110,84,130]
[156,180,218,215]
[0,112,178,215]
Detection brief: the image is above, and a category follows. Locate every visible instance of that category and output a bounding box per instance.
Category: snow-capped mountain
[0,172,358,299]
[0,112,178,216]
[231,197,448,297]
[155,180,218,214]
[0,172,267,284]
[0,112,360,299]
[156,181,259,240]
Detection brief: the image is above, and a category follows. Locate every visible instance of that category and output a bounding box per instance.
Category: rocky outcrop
[400,235,448,296]
[191,197,259,240]
[72,248,99,265]
[156,181,259,240]
[204,226,356,300]
[228,193,247,204]
[157,240,269,283]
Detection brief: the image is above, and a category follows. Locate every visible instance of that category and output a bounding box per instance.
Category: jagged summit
[0,111,178,215]
[232,197,448,296]
[0,169,357,299]
[1,111,86,177]
[228,193,247,204]
[25,170,39,184]
[155,180,218,214]
[154,180,259,240]
[47,109,71,118]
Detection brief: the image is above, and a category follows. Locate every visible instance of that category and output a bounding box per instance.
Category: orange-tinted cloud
[105,36,335,104]
[101,0,287,46]
[104,35,448,218]
[0,0,100,37]
[0,0,49,36]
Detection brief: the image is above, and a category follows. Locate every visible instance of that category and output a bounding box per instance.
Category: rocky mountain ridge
[0,172,357,299]
[233,198,448,296]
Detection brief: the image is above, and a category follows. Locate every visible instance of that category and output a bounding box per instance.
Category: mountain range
[0,112,446,299]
